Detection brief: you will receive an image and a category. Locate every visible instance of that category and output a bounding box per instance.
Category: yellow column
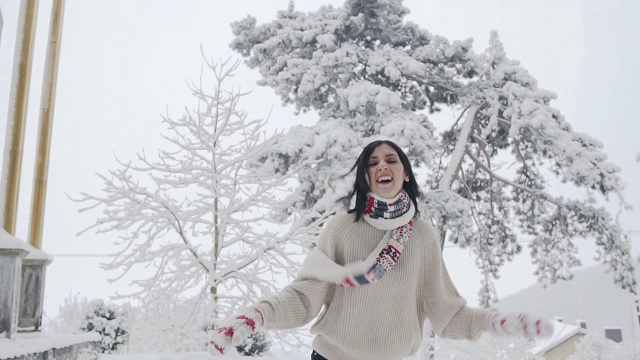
[2,0,39,235]
[1,6,4,47]
[29,0,66,249]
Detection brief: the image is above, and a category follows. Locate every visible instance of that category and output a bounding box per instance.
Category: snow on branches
[230,0,636,306]
[74,58,314,324]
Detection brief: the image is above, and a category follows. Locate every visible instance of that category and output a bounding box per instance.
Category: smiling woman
[354,140,417,215]
[0,0,638,357]
[208,140,553,360]
[365,142,410,199]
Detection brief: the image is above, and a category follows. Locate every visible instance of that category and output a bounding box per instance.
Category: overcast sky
[1,0,639,315]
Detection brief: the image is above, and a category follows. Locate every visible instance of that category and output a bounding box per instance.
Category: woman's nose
[378,162,389,170]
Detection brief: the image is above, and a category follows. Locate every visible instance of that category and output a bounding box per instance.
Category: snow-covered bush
[81,299,129,353]
[236,331,270,356]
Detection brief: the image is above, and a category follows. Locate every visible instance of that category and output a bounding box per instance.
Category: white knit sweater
[257,212,493,360]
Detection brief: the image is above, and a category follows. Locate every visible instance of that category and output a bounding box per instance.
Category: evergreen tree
[81,299,129,354]
[236,331,270,356]
[230,0,635,306]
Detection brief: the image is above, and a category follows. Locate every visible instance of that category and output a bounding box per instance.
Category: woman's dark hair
[345,140,422,221]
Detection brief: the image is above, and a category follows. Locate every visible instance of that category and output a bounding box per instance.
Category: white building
[496,264,640,357]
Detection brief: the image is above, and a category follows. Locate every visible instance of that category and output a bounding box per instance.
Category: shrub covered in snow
[81,299,129,353]
[236,331,270,356]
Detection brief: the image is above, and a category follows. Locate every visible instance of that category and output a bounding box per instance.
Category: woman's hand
[208,307,265,356]
[489,312,553,339]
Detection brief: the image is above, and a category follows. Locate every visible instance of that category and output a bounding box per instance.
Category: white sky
[0,0,639,317]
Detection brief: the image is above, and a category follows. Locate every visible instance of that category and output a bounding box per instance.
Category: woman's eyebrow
[369,153,398,161]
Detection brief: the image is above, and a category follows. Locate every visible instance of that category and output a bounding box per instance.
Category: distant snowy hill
[496,264,640,350]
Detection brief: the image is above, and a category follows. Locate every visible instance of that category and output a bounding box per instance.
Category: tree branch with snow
[73,59,315,340]
[230,1,636,308]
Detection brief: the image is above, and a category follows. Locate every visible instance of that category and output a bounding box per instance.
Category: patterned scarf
[298,191,415,287]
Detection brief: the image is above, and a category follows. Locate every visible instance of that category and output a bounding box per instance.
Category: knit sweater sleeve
[255,215,340,330]
[418,219,493,340]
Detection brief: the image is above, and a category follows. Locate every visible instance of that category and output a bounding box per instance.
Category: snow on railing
[0,332,100,360]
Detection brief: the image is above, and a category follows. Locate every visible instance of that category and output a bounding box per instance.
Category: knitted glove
[208,307,265,356]
[489,312,553,339]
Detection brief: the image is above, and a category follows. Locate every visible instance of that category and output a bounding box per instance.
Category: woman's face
[365,144,408,199]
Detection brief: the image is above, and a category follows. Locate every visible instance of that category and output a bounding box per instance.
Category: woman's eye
[368,163,377,167]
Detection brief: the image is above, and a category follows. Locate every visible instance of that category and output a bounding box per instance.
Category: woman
[209,140,552,359]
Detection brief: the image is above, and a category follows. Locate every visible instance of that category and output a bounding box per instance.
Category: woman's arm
[417,219,492,339]
[418,219,551,341]
[257,277,331,329]
[255,214,345,329]
[423,251,492,339]
[209,215,342,355]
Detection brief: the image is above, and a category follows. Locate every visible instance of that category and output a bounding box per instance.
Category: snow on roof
[530,321,586,355]
[23,245,54,262]
[0,228,53,261]
[0,228,31,253]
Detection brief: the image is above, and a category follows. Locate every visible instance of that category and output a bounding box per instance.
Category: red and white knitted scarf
[299,191,414,286]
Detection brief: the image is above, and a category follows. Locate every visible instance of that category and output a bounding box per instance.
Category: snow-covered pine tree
[75,58,322,343]
[81,299,129,354]
[230,0,635,306]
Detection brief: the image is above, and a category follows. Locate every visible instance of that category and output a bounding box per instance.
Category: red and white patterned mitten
[489,312,553,339]
[208,307,265,356]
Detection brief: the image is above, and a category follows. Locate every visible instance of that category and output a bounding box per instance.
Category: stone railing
[0,229,31,339]
[0,332,101,360]
[0,230,100,359]
[1,229,52,338]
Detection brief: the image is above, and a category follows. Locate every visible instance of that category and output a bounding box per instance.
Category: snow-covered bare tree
[230,0,636,307]
[75,58,321,330]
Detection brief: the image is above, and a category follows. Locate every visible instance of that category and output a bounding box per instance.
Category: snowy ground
[102,351,425,360]
[102,351,308,360]
[0,333,303,360]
